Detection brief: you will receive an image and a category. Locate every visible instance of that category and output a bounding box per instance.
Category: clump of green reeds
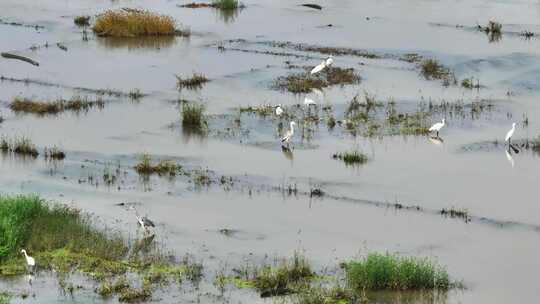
[93,9,187,37]
[212,0,242,9]
[332,151,368,165]
[420,59,451,81]
[0,195,127,261]
[134,153,181,176]
[74,15,90,27]
[252,253,314,297]
[0,136,39,157]
[10,96,104,115]
[176,73,209,90]
[274,67,360,93]
[344,253,451,291]
[182,103,206,129]
[44,146,66,160]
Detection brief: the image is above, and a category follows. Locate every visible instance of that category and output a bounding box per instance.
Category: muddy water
[2,0,540,303]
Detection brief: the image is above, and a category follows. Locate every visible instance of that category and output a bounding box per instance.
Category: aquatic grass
[10,96,104,115]
[93,9,187,37]
[274,67,360,93]
[252,253,314,297]
[420,59,451,81]
[182,102,206,130]
[332,151,368,166]
[176,73,209,90]
[212,0,241,9]
[345,253,450,291]
[134,153,181,176]
[478,21,502,42]
[440,207,470,222]
[74,15,90,27]
[44,146,66,160]
[0,136,40,157]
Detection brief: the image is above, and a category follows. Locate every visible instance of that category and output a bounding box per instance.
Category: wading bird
[505,122,516,145]
[21,249,35,271]
[275,104,283,116]
[429,118,445,137]
[310,56,334,75]
[281,121,296,147]
[130,206,155,233]
[304,97,316,106]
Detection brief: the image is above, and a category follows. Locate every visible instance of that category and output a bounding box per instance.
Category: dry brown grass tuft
[92,9,186,37]
[10,96,104,115]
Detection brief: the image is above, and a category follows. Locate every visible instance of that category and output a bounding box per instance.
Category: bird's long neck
[290,124,294,132]
[22,251,28,258]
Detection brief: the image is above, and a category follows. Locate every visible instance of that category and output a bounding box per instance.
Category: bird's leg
[436,131,439,138]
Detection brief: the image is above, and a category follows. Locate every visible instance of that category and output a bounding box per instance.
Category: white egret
[310,61,326,75]
[130,206,155,233]
[281,121,296,147]
[505,122,516,145]
[325,55,334,67]
[275,104,283,116]
[428,118,445,137]
[21,249,35,270]
[304,97,316,106]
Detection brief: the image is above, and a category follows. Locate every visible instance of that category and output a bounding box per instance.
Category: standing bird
[304,97,316,106]
[130,206,155,233]
[429,118,445,138]
[325,55,334,67]
[281,121,296,147]
[275,104,283,116]
[21,249,35,272]
[310,56,334,75]
[310,60,326,75]
[505,122,516,145]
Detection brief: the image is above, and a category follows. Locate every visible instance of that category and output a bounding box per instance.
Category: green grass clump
[345,253,450,291]
[420,59,451,81]
[274,67,360,93]
[74,15,90,27]
[333,151,368,165]
[182,103,206,129]
[0,195,127,262]
[176,73,209,90]
[212,0,241,9]
[253,253,314,297]
[10,96,104,115]
[134,154,181,176]
[44,146,66,160]
[0,136,39,157]
[93,9,186,37]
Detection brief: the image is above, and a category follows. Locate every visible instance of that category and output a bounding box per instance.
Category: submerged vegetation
[134,153,181,176]
[10,96,104,115]
[181,0,244,9]
[274,66,360,93]
[176,73,209,90]
[93,9,188,37]
[44,146,66,160]
[420,59,454,84]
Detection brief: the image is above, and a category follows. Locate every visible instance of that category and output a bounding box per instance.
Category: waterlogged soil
[2,0,540,303]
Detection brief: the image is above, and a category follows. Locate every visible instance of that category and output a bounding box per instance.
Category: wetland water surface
[1,0,540,303]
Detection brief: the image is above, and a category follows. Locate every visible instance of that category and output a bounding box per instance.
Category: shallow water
[1,0,540,303]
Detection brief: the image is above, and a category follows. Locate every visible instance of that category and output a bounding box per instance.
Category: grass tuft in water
[10,96,104,115]
[344,253,450,291]
[93,9,187,37]
[274,67,360,93]
[74,15,90,27]
[253,253,314,297]
[332,151,368,166]
[420,59,451,81]
[182,103,206,130]
[212,0,241,9]
[44,146,66,160]
[134,153,181,176]
[0,136,39,157]
[176,73,209,90]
